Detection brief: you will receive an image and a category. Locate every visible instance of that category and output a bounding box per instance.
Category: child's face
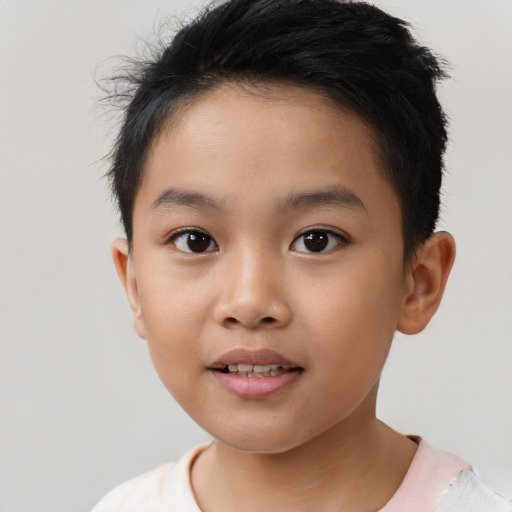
[123,84,412,453]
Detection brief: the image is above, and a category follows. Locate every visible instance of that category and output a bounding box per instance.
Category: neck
[192,413,417,512]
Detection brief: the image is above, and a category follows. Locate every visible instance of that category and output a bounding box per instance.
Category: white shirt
[92,439,512,512]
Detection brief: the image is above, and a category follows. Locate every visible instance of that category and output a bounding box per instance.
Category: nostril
[223,316,276,328]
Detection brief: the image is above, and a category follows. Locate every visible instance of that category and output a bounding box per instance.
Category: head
[108,0,456,453]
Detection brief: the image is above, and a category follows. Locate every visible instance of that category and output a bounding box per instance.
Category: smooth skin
[112,83,456,512]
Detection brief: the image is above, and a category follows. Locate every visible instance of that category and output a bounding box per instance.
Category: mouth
[208,349,303,399]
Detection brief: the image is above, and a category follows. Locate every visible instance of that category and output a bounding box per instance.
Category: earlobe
[111,238,147,339]
[397,232,456,335]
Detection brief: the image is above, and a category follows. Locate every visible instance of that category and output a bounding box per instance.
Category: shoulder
[380,437,511,512]
[435,469,512,512]
[91,444,209,512]
[90,462,176,512]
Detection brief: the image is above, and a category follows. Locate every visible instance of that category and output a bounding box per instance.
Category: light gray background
[1,1,510,510]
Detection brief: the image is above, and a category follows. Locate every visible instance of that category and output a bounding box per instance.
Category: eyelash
[166,227,348,254]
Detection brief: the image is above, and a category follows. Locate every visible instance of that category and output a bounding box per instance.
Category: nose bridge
[214,242,290,329]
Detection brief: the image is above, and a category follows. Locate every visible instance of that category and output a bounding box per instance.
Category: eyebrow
[280,186,366,212]
[150,185,365,214]
[150,187,225,212]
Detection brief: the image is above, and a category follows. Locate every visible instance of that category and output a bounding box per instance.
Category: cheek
[136,268,211,394]
[297,256,405,375]
[138,260,211,338]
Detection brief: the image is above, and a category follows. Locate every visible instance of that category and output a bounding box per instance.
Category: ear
[397,231,456,335]
[111,238,147,339]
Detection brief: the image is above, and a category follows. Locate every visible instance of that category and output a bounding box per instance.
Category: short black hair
[105,0,448,259]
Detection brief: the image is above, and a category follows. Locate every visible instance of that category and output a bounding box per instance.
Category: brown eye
[305,232,328,251]
[172,230,217,253]
[291,230,344,253]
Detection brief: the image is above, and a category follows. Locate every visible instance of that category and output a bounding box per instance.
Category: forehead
[152,82,379,154]
[136,83,399,223]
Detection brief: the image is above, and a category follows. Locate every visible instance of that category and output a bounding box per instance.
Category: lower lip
[211,370,302,399]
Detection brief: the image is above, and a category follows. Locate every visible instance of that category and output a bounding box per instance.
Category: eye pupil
[187,232,211,252]
[304,232,328,252]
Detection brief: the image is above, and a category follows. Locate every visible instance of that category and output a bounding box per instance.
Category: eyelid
[296,224,347,237]
[167,226,210,238]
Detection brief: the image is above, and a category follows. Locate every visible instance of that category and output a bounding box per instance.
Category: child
[93,1,511,510]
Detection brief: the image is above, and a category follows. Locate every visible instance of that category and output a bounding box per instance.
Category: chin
[206,420,316,455]
[217,434,301,454]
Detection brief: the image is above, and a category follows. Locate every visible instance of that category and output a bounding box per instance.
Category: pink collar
[379,437,471,512]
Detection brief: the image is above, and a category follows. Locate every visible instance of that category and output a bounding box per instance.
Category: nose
[213,249,292,330]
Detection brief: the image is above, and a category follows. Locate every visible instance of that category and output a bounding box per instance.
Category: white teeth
[235,364,290,372]
[222,363,294,376]
[253,364,270,372]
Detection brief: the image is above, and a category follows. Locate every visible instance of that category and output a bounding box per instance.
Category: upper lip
[209,348,300,369]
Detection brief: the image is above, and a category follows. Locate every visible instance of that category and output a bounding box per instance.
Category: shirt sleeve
[434,469,512,512]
